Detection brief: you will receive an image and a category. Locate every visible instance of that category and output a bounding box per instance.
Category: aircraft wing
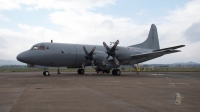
[130,45,185,59]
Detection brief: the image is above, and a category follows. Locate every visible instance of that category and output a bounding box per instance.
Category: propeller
[82,46,96,69]
[103,40,120,65]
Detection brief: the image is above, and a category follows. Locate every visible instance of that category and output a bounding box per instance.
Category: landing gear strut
[77,69,85,74]
[57,68,61,74]
[112,69,121,76]
[43,71,50,76]
[130,60,139,75]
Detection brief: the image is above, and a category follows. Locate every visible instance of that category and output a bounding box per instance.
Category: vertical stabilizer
[130,24,160,50]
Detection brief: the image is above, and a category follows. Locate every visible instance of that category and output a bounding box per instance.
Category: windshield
[31,46,45,50]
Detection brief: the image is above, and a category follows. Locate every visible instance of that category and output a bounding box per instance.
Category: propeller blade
[106,55,110,60]
[90,60,95,69]
[103,42,110,51]
[89,46,96,55]
[111,40,119,51]
[113,56,120,65]
[83,46,88,55]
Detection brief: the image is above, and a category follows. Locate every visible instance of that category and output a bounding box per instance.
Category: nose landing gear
[77,69,85,74]
[43,71,50,76]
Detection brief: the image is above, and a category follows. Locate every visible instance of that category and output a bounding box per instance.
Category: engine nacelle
[93,50,107,63]
[101,64,120,70]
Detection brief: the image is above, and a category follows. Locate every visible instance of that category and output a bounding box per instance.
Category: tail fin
[129,24,160,50]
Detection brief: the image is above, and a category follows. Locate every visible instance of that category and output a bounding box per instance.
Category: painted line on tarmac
[168,83,189,88]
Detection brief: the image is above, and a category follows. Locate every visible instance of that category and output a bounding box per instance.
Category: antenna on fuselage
[51,40,53,43]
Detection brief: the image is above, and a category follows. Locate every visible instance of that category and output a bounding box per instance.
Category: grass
[0,67,200,73]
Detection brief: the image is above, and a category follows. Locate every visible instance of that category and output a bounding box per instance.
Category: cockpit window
[32,46,39,50]
[31,46,45,50]
[38,46,45,50]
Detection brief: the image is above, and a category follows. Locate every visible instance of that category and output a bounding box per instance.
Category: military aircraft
[16,24,185,76]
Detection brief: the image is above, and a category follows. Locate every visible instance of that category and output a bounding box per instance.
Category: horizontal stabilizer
[153,45,185,52]
[130,49,181,59]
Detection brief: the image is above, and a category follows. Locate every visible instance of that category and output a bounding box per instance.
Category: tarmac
[0,72,199,112]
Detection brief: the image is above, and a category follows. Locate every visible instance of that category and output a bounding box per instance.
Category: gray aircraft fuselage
[16,24,185,75]
[17,43,154,68]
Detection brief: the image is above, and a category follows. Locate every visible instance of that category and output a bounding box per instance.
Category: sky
[0,0,200,64]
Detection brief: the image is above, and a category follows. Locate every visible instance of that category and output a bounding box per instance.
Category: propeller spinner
[103,40,120,65]
[82,46,96,69]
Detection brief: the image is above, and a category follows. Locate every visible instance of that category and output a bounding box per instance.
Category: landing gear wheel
[43,71,50,76]
[116,69,121,75]
[77,69,85,74]
[112,69,121,76]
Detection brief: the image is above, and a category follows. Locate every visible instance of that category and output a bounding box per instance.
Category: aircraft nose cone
[16,53,24,62]
[17,52,29,63]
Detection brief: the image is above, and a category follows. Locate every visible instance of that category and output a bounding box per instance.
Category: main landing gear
[112,69,121,76]
[43,71,50,76]
[77,68,85,74]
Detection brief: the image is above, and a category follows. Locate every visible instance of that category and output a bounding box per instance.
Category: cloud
[184,22,200,42]
[0,0,200,64]
[0,0,20,11]
[0,0,115,11]
[0,14,11,21]
[0,36,7,49]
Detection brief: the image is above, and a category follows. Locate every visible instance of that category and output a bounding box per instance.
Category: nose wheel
[43,71,50,76]
[112,69,121,76]
[77,69,85,74]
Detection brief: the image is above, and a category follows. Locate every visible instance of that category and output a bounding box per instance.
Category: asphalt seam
[71,80,147,112]
[7,78,32,112]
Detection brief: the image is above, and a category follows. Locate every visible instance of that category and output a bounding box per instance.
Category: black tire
[80,69,85,74]
[77,69,80,74]
[112,69,116,75]
[43,71,50,76]
[116,69,121,76]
